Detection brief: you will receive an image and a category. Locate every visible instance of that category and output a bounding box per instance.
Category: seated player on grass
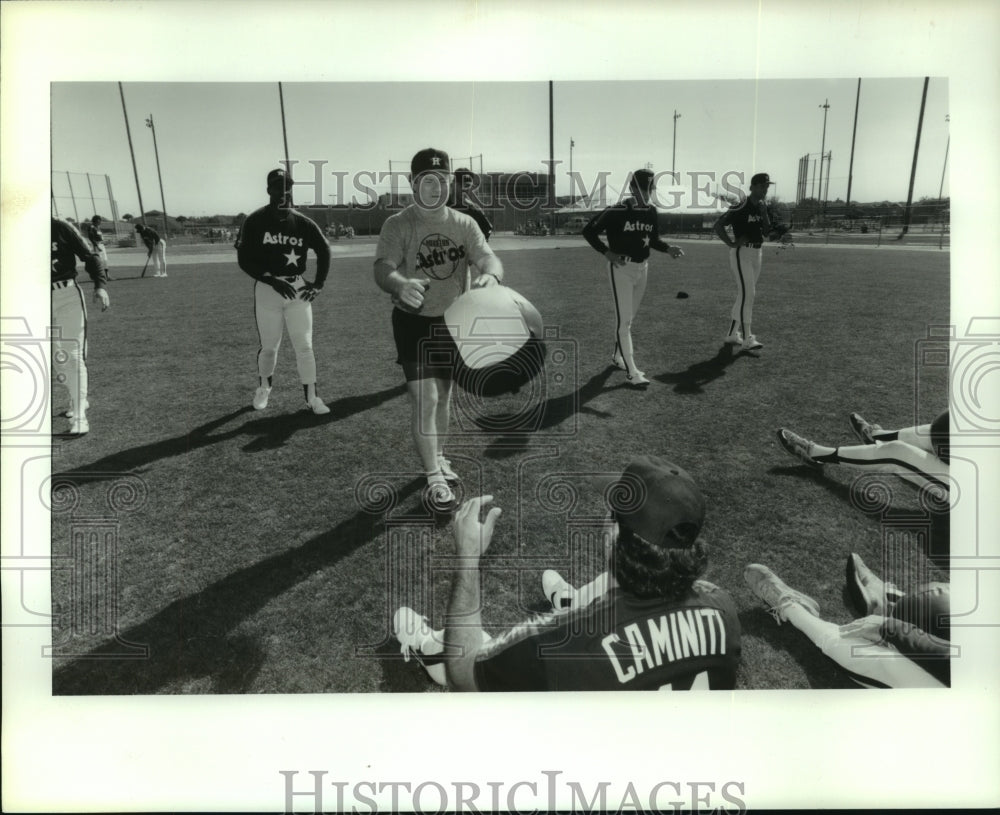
[777,409,950,500]
[394,456,742,691]
[744,553,950,688]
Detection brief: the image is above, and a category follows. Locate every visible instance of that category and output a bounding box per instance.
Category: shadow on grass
[52,384,407,482]
[652,344,742,394]
[738,608,859,690]
[52,476,425,694]
[769,465,950,570]
[475,367,617,459]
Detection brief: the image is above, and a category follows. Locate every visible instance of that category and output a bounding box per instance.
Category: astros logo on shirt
[416,233,466,279]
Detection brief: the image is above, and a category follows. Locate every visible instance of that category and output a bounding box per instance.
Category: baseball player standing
[450,167,493,241]
[236,168,332,415]
[86,215,110,279]
[51,217,110,435]
[374,148,504,511]
[582,169,685,386]
[713,172,792,350]
[135,223,167,277]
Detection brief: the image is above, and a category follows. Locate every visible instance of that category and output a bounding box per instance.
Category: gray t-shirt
[375,205,496,317]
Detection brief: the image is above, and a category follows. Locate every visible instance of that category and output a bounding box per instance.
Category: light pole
[145,114,169,236]
[672,110,681,178]
[938,114,950,248]
[569,138,575,204]
[818,99,830,219]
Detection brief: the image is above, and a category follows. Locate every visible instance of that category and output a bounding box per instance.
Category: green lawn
[50,240,949,693]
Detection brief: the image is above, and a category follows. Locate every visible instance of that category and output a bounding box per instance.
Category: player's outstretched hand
[396,278,429,311]
[454,495,502,559]
[668,246,685,259]
[604,250,627,267]
[300,282,322,302]
[266,276,298,300]
[472,273,500,288]
[93,288,110,312]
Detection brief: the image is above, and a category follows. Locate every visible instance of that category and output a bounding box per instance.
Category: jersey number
[658,670,710,691]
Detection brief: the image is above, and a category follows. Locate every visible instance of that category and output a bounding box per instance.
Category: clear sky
[51,78,949,218]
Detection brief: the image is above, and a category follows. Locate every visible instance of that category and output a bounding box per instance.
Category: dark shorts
[391,307,458,382]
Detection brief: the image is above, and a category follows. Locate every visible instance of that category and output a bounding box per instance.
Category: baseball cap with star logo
[411,148,451,178]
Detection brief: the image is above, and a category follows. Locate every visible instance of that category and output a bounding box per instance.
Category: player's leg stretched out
[284,287,329,414]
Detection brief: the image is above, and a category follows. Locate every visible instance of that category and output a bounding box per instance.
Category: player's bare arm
[444,496,502,692]
[302,226,331,301]
[471,254,504,288]
[374,258,427,310]
[713,217,739,248]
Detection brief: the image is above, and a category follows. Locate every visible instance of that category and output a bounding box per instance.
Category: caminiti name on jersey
[473,580,741,691]
[376,205,496,317]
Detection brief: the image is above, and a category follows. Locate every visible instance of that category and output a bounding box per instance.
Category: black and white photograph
[3,1,999,812]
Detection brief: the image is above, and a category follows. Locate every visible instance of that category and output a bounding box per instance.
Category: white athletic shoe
[66,398,90,420]
[744,564,820,624]
[625,371,650,387]
[776,428,823,467]
[393,607,447,686]
[68,415,90,436]
[252,386,271,410]
[741,335,764,351]
[437,454,460,484]
[542,570,576,611]
[306,395,331,415]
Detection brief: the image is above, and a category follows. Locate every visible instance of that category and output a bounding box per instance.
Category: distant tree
[122,213,133,222]
[175,215,188,224]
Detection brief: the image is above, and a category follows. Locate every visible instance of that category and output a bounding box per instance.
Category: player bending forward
[236,168,332,415]
[374,148,504,512]
[583,169,685,387]
[394,455,742,690]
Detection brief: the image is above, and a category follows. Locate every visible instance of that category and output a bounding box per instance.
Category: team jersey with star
[473,580,742,691]
[376,204,496,317]
[236,206,329,285]
[582,198,673,262]
[51,218,107,286]
[716,196,787,245]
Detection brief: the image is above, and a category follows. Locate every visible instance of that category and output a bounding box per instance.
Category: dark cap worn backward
[608,455,706,548]
[411,148,450,178]
[750,173,773,186]
[267,168,292,188]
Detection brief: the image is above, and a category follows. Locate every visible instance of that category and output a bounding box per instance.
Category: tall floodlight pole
[118,82,146,226]
[672,110,681,177]
[846,79,861,212]
[900,77,930,238]
[569,138,575,204]
[818,99,830,218]
[145,114,169,236]
[938,114,950,200]
[548,80,555,232]
[278,82,291,171]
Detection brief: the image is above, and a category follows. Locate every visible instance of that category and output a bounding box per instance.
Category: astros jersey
[716,197,781,245]
[449,201,494,242]
[51,218,107,286]
[376,205,496,317]
[582,198,672,262]
[473,580,741,691]
[236,206,329,283]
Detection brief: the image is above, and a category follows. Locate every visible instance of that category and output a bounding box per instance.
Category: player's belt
[274,275,301,281]
[52,279,76,290]
[742,241,763,249]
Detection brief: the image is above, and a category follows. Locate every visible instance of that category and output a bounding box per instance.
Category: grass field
[50,237,949,693]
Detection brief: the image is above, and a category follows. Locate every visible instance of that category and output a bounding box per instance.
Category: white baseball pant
[254,276,316,384]
[608,261,648,375]
[51,280,88,414]
[728,245,763,337]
